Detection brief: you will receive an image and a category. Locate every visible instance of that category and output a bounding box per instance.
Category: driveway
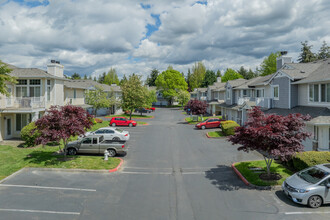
[0,108,329,220]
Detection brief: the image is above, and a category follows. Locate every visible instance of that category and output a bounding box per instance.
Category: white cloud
[0,0,329,80]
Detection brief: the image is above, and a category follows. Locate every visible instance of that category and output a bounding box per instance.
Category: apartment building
[0,61,122,141]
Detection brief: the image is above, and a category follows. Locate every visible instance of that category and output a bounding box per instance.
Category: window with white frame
[309,83,330,103]
[255,89,264,98]
[15,79,42,99]
[273,86,279,100]
[47,80,51,101]
[226,89,231,100]
[16,113,31,131]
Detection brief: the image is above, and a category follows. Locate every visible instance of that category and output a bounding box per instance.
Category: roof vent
[55,61,60,64]
[51,60,56,63]
[300,70,305,73]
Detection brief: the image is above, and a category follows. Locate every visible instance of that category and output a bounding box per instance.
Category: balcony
[200,96,207,101]
[256,97,272,109]
[3,97,45,110]
[238,97,251,105]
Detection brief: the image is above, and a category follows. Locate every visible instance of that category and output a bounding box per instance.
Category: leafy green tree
[258,52,281,76]
[71,73,81,79]
[318,41,330,59]
[155,69,188,105]
[177,90,190,107]
[167,65,174,70]
[298,41,317,63]
[146,89,157,107]
[85,86,116,116]
[201,70,217,87]
[190,61,206,90]
[121,74,147,119]
[146,68,159,86]
[0,61,17,96]
[104,68,120,85]
[221,68,243,82]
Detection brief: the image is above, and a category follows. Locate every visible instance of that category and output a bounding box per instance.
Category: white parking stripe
[0,184,96,192]
[0,208,80,215]
[284,211,330,215]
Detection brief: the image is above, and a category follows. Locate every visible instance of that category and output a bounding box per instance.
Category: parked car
[146,107,156,112]
[66,135,127,157]
[81,127,130,141]
[110,117,137,127]
[135,108,152,113]
[195,118,225,129]
[282,163,330,208]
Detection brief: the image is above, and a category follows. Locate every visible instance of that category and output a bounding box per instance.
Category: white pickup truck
[66,135,127,157]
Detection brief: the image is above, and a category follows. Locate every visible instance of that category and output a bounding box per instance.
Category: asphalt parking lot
[0,108,329,220]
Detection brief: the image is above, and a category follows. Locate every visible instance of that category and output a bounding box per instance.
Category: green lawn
[207,131,225,138]
[234,160,293,186]
[0,145,120,181]
[106,114,153,119]
[185,116,222,124]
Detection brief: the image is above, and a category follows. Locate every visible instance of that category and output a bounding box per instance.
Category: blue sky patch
[8,0,49,7]
[195,1,207,6]
[145,14,161,38]
[140,3,151,9]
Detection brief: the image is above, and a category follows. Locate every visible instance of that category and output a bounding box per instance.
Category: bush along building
[0,60,122,141]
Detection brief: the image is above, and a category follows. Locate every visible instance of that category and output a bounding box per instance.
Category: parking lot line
[0,184,96,192]
[0,208,80,215]
[284,211,330,215]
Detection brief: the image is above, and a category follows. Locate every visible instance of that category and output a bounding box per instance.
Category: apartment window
[16,87,28,97]
[273,86,279,100]
[17,80,27,85]
[16,114,31,131]
[255,89,264,98]
[309,83,330,102]
[243,90,247,97]
[30,87,41,97]
[29,79,40,85]
[74,89,77,99]
[226,90,231,100]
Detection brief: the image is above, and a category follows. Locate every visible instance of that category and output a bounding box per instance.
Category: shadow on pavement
[205,165,252,191]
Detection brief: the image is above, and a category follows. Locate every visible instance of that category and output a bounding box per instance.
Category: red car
[110,117,137,127]
[146,107,156,111]
[195,118,225,129]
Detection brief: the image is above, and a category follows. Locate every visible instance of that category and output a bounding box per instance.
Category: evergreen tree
[216,70,222,78]
[93,76,97,81]
[120,74,128,85]
[186,68,192,90]
[88,76,92,80]
[98,72,106,83]
[71,73,81,79]
[83,74,88,80]
[318,41,330,59]
[237,66,256,80]
[146,68,159,86]
[201,70,217,87]
[298,41,317,63]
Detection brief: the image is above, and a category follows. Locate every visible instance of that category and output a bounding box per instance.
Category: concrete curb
[231,162,281,190]
[109,158,124,173]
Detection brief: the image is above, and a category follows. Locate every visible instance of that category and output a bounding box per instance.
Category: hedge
[21,122,40,147]
[221,120,240,136]
[292,151,330,171]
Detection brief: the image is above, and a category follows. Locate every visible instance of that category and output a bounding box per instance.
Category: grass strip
[234,160,293,186]
[207,131,225,137]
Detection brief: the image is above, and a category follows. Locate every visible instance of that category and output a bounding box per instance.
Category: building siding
[291,83,298,108]
[298,84,308,106]
[271,77,290,109]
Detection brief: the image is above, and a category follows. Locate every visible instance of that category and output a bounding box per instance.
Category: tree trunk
[129,110,132,120]
[263,156,273,176]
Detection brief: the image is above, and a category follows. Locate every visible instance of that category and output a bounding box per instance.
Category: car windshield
[297,167,329,184]
[115,128,123,133]
[201,119,208,123]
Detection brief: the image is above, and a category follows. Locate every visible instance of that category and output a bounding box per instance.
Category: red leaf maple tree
[35,105,94,154]
[184,100,208,115]
[228,107,311,175]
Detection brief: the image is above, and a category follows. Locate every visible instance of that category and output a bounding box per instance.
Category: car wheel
[112,137,120,141]
[67,148,77,156]
[308,195,323,208]
[129,123,133,127]
[107,149,116,157]
[112,123,116,127]
[201,125,206,130]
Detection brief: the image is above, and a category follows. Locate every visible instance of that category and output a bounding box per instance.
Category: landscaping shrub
[292,151,330,171]
[221,120,239,136]
[21,122,40,147]
[91,118,97,125]
[95,118,103,123]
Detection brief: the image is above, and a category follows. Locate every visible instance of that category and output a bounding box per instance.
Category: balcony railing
[3,97,45,109]
[200,96,207,101]
[237,97,251,105]
[256,97,272,109]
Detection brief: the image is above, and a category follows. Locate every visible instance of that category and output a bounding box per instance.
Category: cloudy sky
[0,0,329,80]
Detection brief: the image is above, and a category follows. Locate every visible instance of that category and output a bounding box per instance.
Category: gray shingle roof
[263,106,330,119]
[235,77,263,89]
[226,78,247,88]
[248,74,274,86]
[64,80,121,92]
[292,59,330,84]
[281,62,322,80]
